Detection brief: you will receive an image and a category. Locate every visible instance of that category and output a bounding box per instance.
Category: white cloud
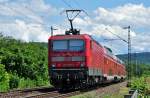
[0,0,58,23]
[30,0,54,13]
[74,17,92,26]
[94,3,150,28]
[0,2,43,23]
[131,32,150,52]
[73,3,150,53]
[0,19,49,42]
[0,0,59,42]
[0,1,150,53]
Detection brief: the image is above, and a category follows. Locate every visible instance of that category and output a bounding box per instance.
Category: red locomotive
[48,34,126,89]
[48,10,126,89]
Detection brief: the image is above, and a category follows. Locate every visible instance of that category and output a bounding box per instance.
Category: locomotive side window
[69,40,84,51]
[53,40,68,51]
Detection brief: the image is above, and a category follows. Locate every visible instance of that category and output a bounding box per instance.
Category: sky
[0,0,150,54]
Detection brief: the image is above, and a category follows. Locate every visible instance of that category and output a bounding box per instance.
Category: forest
[0,33,49,92]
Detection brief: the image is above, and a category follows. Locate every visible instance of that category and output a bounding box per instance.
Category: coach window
[104,58,108,64]
[107,60,109,64]
[90,41,92,49]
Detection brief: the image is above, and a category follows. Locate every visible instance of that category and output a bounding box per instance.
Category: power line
[60,0,129,56]
[60,0,126,56]
[73,0,91,18]
[60,0,103,39]
[61,0,73,8]
[105,28,128,43]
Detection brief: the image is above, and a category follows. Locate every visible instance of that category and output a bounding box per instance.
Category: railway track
[24,90,81,98]
[0,87,56,98]
[0,81,127,98]
[0,88,80,98]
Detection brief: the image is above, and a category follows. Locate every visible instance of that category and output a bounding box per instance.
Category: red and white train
[48,34,126,89]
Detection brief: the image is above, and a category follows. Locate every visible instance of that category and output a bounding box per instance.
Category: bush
[0,64,9,92]
[0,34,49,92]
[9,74,19,89]
[36,77,49,87]
[18,78,36,89]
[131,77,150,96]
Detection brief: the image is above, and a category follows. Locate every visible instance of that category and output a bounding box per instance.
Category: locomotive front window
[53,40,68,51]
[69,40,84,51]
[52,40,84,51]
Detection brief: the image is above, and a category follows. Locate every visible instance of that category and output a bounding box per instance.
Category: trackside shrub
[0,64,9,92]
[9,74,19,89]
[131,77,150,96]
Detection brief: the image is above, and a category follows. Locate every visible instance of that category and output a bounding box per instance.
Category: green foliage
[117,52,150,65]
[124,62,150,78]
[0,64,9,92]
[9,74,19,89]
[131,77,150,96]
[18,78,36,89]
[0,33,49,92]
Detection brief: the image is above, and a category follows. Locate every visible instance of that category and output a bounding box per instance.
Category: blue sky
[47,0,150,10]
[0,0,150,54]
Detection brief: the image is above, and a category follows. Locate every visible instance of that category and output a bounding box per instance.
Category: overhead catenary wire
[61,0,73,8]
[105,28,128,43]
[73,0,91,18]
[60,0,129,54]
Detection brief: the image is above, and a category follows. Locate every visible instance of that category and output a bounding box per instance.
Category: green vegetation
[119,52,150,97]
[117,52,150,65]
[0,32,150,98]
[128,62,150,97]
[130,77,150,97]
[126,62,150,97]
[0,33,49,92]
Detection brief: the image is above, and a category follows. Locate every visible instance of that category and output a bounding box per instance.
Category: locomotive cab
[48,35,88,89]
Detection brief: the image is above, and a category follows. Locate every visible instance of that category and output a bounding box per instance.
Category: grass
[145,77,150,95]
[103,87,129,98]
[70,86,129,98]
[0,83,9,92]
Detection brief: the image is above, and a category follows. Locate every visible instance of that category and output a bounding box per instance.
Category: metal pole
[105,26,131,82]
[51,26,58,36]
[127,26,131,82]
[122,26,131,85]
[69,19,74,31]
[135,52,138,77]
[51,26,53,36]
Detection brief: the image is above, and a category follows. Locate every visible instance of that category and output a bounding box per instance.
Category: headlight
[52,64,55,67]
[80,64,84,67]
